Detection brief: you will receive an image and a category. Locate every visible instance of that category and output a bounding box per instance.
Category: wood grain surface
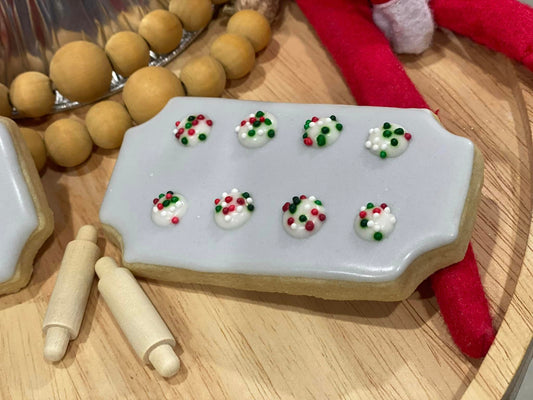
[1,2,532,399]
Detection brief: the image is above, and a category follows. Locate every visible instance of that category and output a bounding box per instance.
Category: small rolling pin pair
[42,225,180,378]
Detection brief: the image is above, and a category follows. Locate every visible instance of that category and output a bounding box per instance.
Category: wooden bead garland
[138,10,183,55]
[85,101,133,149]
[19,127,47,172]
[209,33,256,79]
[9,72,55,118]
[180,55,226,97]
[227,9,271,52]
[105,31,150,78]
[44,119,93,168]
[169,0,213,32]
[123,66,185,124]
[49,41,112,103]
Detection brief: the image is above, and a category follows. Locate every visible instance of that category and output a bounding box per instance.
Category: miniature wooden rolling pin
[95,257,180,378]
[42,225,100,362]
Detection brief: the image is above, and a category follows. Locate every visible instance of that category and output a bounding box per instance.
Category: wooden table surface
[2,2,533,399]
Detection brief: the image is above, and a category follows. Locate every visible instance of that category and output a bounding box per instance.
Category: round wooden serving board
[1,2,532,399]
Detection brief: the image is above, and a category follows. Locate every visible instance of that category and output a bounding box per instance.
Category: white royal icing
[0,123,39,282]
[282,195,326,239]
[214,188,254,229]
[151,191,188,226]
[302,116,343,148]
[235,111,277,148]
[365,122,411,158]
[354,203,396,241]
[173,114,212,146]
[100,98,476,283]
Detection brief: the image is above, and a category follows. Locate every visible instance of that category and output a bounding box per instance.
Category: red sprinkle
[175,133,180,139]
[188,129,195,136]
[240,120,246,126]
[214,198,220,205]
[259,116,265,122]
[311,116,319,122]
[174,121,180,127]
[373,207,381,214]
[171,217,179,224]
[237,198,245,205]
[157,203,164,210]
[287,217,295,226]
[282,202,290,212]
[318,214,326,221]
[192,120,198,126]
[405,133,412,141]
[303,137,313,146]
[380,203,388,209]
[305,221,315,231]
[206,120,213,126]
[359,211,367,218]
[197,114,205,120]
[228,205,235,212]
[249,117,256,124]
[311,208,319,216]
[153,198,159,204]
[178,128,184,134]
[300,195,307,199]
[222,207,229,215]
[166,193,172,199]
[225,196,233,203]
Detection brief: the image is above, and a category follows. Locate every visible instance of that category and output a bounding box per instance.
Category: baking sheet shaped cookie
[100,98,483,301]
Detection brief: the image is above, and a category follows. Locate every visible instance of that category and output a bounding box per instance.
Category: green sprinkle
[289,204,297,214]
[215,205,222,213]
[159,193,165,199]
[198,133,207,141]
[303,133,308,139]
[380,151,387,158]
[181,137,188,145]
[314,200,322,206]
[171,196,179,203]
[317,135,326,146]
[360,219,368,228]
[330,115,337,121]
[321,126,330,134]
[253,120,261,127]
[242,192,250,198]
[267,129,275,138]
[255,111,265,118]
[265,119,272,126]
[292,196,301,205]
[304,124,310,130]
[248,129,256,137]
[162,199,170,207]
[335,123,343,131]
[383,122,391,129]
[374,232,383,241]
[383,130,392,138]
[394,128,404,135]
[187,115,195,121]
[247,204,255,212]
[299,214,307,222]
[366,203,374,209]
[185,122,192,129]
[391,138,398,147]
[305,119,311,124]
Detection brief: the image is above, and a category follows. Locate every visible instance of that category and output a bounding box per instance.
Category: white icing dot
[231,188,239,193]
[169,206,176,212]
[360,206,366,211]
[258,129,264,136]
[373,137,380,144]
[249,113,254,118]
[222,202,227,207]
[291,223,297,229]
[373,213,380,218]
[173,128,178,134]
[222,192,228,197]
[309,122,315,127]
[304,203,311,210]
[224,215,231,222]
[309,196,316,201]
[177,201,183,207]
[246,122,252,127]
[391,216,397,224]
[235,126,240,133]
[372,144,379,151]
[384,207,391,213]
[161,211,167,216]
[153,206,158,212]
[237,205,243,212]
[317,120,324,126]
[365,141,372,148]
[241,133,247,138]
[380,144,388,150]
[326,118,332,122]
[373,224,381,231]
[247,198,253,204]
[368,220,375,227]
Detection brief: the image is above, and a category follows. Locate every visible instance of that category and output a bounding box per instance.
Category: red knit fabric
[296,0,495,358]
[430,244,495,358]
[432,0,533,71]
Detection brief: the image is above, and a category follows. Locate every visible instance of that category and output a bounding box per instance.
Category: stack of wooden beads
[0,0,274,170]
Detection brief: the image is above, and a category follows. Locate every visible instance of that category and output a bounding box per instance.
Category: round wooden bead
[138,10,183,54]
[123,66,185,124]
[0,83,12,117]
[180,55,226,97]
[227,9,271,52]
[169,0,212,31]
[9,72,55,117]
[105,31,150,77]
[209,33,255,79]
[19,127,47,171]
[212,0,229,4]
[44,119,93,167]
[85,101,132,149]
[49,41,112,103]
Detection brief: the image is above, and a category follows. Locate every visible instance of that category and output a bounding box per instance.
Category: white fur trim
[372,0,435,55]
